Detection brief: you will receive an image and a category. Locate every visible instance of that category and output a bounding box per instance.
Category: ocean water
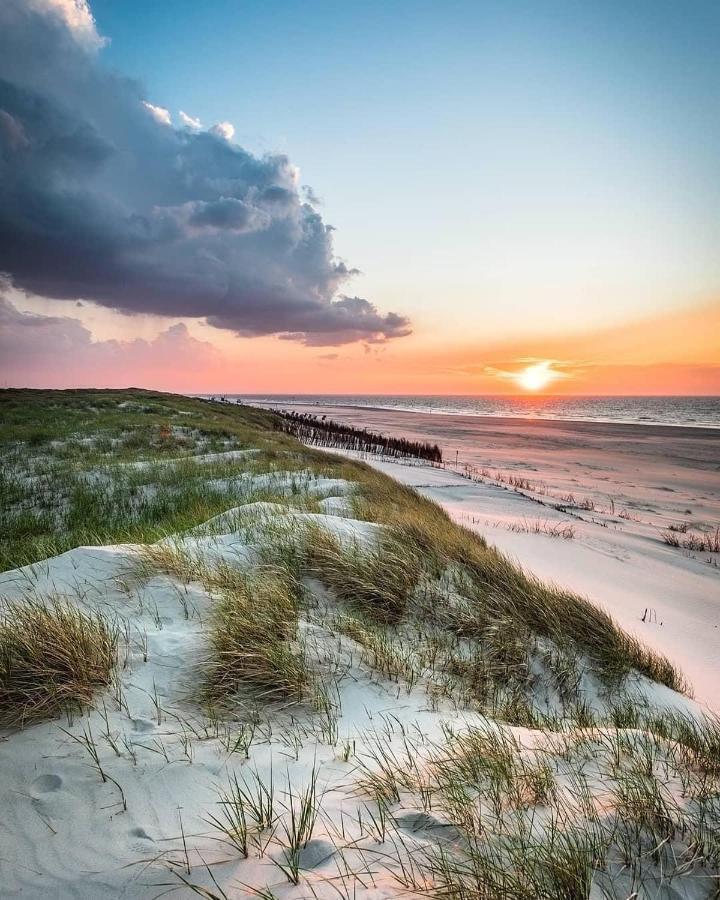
[224,395,720,429]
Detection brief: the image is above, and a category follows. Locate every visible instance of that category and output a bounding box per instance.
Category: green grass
[302,525,420,624]
[0,389,303,570]
[1,387,687,703]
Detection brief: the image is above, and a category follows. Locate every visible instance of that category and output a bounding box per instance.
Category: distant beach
[231,394,720,429]
[249,399,720,704]
[247,400,720,524]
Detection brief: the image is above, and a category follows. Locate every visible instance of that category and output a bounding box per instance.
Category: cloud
[274,296,412,346]
[0,294,222,386]
[209,121,235,141]
[179,109,202,130]
[187,197,270,232]
[27,0,105,50]
[0,0,410,346]
[483,359,575,382]
[142,100,172,126]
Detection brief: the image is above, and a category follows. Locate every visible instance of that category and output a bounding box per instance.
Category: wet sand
[268,402,720,531]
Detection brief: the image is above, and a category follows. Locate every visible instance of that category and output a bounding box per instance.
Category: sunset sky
[1,0,719,394]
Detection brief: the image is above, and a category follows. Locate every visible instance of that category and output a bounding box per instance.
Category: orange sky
[7,292,717,395]
[173,298,720,395]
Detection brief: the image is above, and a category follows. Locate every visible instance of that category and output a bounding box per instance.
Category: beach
[263,402,720,708]
[2,390,720,898]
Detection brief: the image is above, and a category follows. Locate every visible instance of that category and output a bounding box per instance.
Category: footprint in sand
[31,773,63,796]
[275,839,335,870]
[130,827,154,841]
[395,811,464,843]
[129,826,156,852]
[131,718,155,733]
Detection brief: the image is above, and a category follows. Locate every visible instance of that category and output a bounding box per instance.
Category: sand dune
[272,404,720,709]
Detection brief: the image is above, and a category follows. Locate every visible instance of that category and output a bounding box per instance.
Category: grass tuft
[303,525,420,624]
[0,598,118,726]
[205,566,307,702]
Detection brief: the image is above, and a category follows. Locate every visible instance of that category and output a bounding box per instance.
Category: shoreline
[235,395,720,431]
[254,399,720,435]
[263,400,720,708]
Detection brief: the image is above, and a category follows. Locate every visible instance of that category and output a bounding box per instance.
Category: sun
[516,361,556,392]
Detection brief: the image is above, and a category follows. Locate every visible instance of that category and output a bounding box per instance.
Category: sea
[209,395,720,429]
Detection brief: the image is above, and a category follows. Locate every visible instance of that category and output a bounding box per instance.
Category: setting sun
[516,361,557,391]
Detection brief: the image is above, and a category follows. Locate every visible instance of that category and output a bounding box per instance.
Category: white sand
[323,445,720,711]
[0,474,476,898]
[1,446,717,897]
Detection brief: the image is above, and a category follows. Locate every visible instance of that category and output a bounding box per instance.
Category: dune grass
[0,598,118,726]
[327,465,687,694]
[356,708,720,899]
[1,388,687,705]
[0,388,296,570]
[139,540,308,703]
[302,525,420,624]
[204,566,308,703]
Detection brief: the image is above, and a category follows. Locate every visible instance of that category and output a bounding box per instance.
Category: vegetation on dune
[301,525,420,624]
[0,598,118,726]
[2,388,716,898]
[205,566,307,702]
[0,388,298,570]
[0,387,686,701]
[356,709,720,899]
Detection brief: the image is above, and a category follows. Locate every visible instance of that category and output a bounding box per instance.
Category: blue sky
[92,0,720,338]
[2,0,718,392]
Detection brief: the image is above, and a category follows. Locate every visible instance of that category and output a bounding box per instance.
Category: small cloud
[179,110,202,130]
[142,101,172,126]
[0,295,223,386]
[317,352,338,360]
[210,121,235,141]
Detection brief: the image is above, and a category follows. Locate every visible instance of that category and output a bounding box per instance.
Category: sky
[1,0,719,394]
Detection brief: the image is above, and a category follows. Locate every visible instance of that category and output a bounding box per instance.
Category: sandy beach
[265,403,720,708]
[2,391,720,898]
[3,0,720,893]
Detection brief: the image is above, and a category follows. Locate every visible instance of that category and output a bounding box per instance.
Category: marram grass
[204,566,307,702]
[0,598,118,727]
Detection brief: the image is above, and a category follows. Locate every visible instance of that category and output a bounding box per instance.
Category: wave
[215,394,720,430]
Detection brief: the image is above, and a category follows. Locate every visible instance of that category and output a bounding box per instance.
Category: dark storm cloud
[0,0,411,346]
